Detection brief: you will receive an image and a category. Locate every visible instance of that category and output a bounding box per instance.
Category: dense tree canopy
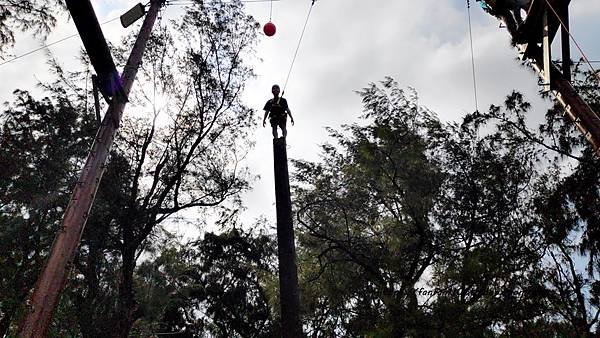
[291,76,600,336]
[0,88,96,336]
[293,80,444,337]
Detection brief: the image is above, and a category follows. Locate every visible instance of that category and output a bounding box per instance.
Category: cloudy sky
[1,0,599,231]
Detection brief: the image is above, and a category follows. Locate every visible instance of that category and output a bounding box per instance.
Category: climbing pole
[272,137,303,337]
[268,3,317,335]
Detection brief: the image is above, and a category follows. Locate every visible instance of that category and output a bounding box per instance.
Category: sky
[1,0,599,233]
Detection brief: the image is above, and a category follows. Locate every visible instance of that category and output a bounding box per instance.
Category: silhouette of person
[263,84,294,138]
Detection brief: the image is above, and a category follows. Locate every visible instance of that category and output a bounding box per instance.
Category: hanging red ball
[263,21,276,37]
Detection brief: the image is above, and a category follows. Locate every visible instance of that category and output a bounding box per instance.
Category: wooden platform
[484,0,600,155]
[515,0,571,59]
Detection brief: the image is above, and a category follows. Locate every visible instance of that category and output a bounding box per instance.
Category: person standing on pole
[263,84,294,138]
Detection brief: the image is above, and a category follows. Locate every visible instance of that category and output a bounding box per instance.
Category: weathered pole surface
[18,1,163,336]
[272,137,303,337]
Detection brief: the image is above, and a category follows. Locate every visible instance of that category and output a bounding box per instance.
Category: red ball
[263,21,276,36]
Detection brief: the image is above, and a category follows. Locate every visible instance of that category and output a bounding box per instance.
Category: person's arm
[285,100,294,125]
[263,100,271,127]
[287,108,294,126]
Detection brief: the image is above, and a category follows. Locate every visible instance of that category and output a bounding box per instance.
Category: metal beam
[65,0,124,100]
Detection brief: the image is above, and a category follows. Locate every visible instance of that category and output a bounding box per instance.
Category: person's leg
[280,118,287,138]
[270,119,278,138]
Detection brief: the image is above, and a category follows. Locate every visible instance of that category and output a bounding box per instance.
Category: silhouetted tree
[429,95,548,336]
[294,79,444,337]
[0,0,65,55]
[64,1,260,336]
[0,88,96,336]
[130,227,277,337]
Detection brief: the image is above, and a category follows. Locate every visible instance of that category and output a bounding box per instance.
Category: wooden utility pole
[18,1,163,336]
[272,137,303,337]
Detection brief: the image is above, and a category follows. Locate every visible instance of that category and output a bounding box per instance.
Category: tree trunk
[76,241,103,338]
[0,305,16,337]
[113,247,137,338]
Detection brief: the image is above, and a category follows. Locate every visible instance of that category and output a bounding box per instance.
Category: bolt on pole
[17,1,163,336]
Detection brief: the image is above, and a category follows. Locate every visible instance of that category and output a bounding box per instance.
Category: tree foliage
[0,88,96,336]
[0,0,65,55]
[292,75,600,336]
[1,0,261,336]
[131,227,277,337]
[294,79,444,337]
[66,1,261,336]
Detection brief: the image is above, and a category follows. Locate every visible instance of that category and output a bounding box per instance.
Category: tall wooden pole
[272,137,303,337]
[18,1,163,336]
